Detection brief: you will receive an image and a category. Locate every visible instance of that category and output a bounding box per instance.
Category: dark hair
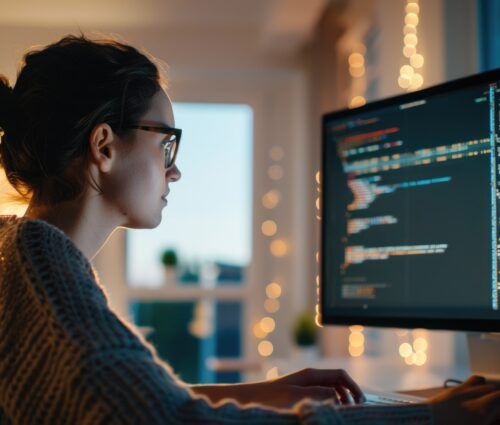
[0,32,167,206]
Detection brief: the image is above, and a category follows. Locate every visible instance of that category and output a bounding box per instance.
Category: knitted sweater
[0,214,434,424]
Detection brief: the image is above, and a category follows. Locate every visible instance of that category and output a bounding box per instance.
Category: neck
[23,194,120,261]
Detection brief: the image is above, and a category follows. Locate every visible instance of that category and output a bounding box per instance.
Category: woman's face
[105,89,181,229]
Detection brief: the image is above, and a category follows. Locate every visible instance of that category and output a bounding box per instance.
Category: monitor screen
[321,69,500,331]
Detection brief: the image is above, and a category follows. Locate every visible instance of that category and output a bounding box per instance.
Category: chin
[121,209,164,229]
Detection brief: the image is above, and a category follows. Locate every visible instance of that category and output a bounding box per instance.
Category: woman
[0,33,497,424]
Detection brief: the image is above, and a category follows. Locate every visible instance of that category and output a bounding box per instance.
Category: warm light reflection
[349,66,365,78]
[406,3,420,14]
[253,323,268,339]
[258,340,274,357]
[261,220,277,236]
[413,337,428,352]
[404,353,416,365]
[403,45,417,58]
[264,298,280,313]
[415,351,427,366]
[403,24,417,35]
[260,317,276,333]
[266,366,279,380]
[349,332,365,347]
[399,342,413,358]
[269,146,284,161]
[400,65,414,76]
[267,165,284,180]
[398,76,411,89]
[409,73,423,89]
[349,325,364,332]
[348,52,365,68]
[405,13,419,26]
[270,239,288,257]
[410,53,424,68]
[349,96,366,108]
[404,33,418,46]
[262,190,281,209]
[349,345,364,357]
[266,282,282,299]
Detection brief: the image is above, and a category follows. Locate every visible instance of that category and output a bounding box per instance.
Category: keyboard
[362,391,423,406]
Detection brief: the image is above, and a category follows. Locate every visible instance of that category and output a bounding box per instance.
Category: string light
[253,322,268,339]
[267,165,284,181]
[270,239,288,257]
[264,298,280,313]
[348,325,365,357]
[269,146,284,161]
[260,317,276,333]
[399,1,424,91]
[258,340,274,357]
[266,282,282,299]
[261,190,281,209]
[261,220,277,236]
[266,366,279,379]
[348,43,367,109]
[397,329,429,366]
[257,146,287,359]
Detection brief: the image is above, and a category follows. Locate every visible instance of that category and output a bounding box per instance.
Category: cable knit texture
[0,215,433,424]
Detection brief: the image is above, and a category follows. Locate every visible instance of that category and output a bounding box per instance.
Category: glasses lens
[164,135,178,168]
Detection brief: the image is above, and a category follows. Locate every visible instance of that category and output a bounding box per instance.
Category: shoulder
[17,216,90,267]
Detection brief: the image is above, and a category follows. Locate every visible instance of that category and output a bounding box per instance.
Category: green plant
[161,249,178,267]
[293,311,317,346]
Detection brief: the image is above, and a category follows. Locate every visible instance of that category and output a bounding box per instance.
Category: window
[125,103,253,383]
[126,103,253,288]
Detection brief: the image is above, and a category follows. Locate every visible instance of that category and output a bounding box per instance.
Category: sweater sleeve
[16,218,434,425]
[77,349,433,425]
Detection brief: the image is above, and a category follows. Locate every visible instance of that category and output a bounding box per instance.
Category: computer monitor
[320,70,500,374]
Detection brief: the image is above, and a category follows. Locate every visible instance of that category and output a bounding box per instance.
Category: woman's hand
[190,368,365,409]
[269,367,365,406]
[428,375,500,425]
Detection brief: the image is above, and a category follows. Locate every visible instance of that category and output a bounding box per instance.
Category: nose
[166,163,181,182]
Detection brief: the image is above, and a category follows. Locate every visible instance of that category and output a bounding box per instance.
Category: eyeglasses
[126,124,182,169]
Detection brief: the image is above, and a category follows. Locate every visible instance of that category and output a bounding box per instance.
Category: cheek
[103,151,164,212]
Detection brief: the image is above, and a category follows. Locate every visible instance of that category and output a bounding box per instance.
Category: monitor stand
[467,332,500,382]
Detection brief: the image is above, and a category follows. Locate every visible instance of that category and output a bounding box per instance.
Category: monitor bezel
[320,68,500,332]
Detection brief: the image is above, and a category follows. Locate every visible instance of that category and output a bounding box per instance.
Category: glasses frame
[126,124,182,169]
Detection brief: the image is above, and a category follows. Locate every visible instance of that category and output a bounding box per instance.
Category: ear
[88,123,116,173]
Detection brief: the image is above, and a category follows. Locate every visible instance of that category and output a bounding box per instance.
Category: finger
[463,375,487,386]
[302,385,341,405]
[336,370,366,403]
[305,369,365,403]
[476,389,500,415]
[459,384,498,398]
[335,385,354,405]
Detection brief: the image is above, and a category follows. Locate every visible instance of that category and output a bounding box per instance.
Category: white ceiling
[0,0,330,55]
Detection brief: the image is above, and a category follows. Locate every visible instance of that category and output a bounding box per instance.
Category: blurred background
[0,0,499,389]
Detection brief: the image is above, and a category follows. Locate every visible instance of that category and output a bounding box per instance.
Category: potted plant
[292,311,319,360]
[160,248,178,285]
